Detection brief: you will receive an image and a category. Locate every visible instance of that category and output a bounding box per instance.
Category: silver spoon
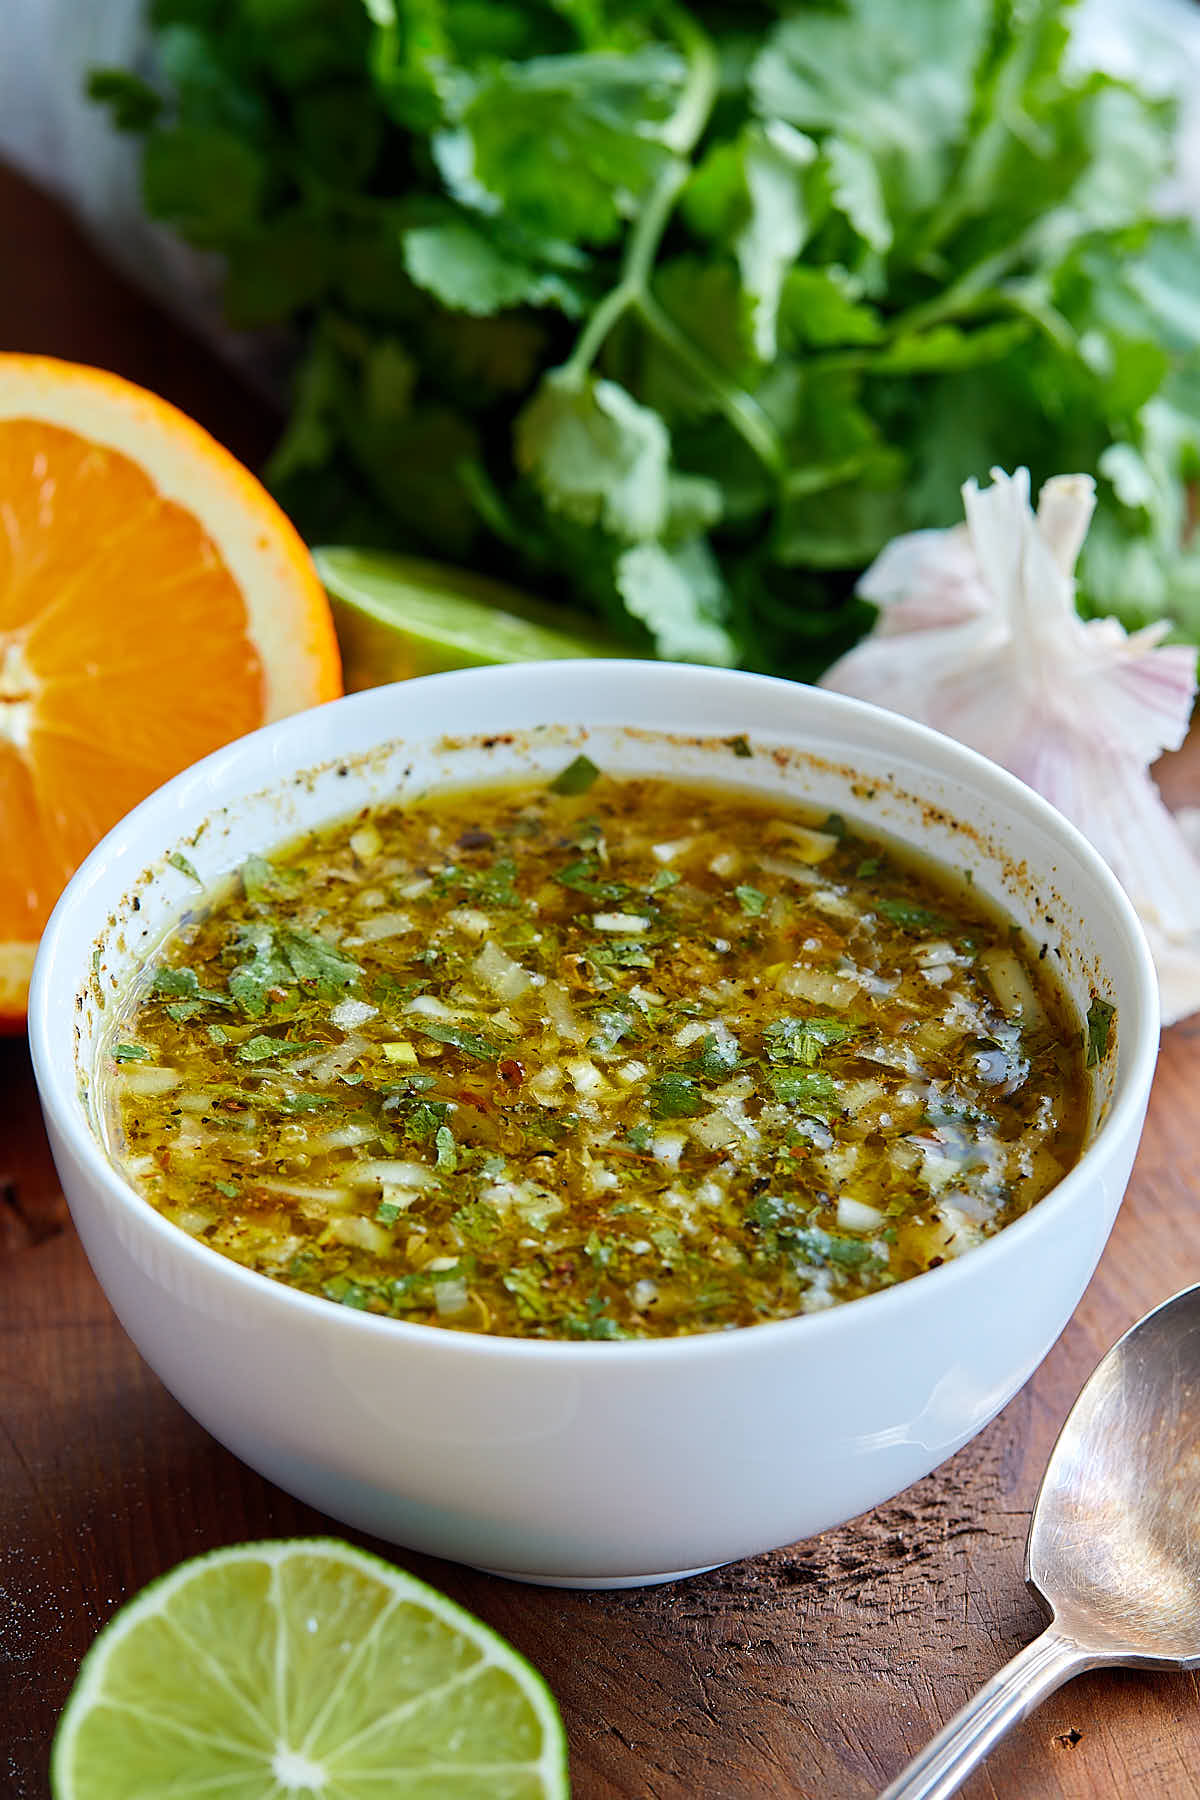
[880,1282,1200,1800]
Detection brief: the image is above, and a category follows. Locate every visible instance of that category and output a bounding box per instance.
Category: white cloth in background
[2,1,155,258]
[0,0,253,373]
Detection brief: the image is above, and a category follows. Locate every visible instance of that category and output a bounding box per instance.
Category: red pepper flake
[456,1090,491,1113]
[497,1058,525,1084]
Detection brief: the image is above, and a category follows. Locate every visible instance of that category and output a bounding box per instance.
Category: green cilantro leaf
[155,965,232,1019]
[401,1099,453,1141]
[168,851,202,884]
[403,220,584,318]
[588,939,655,969]
[451,1198,501,1245]
[555,857,628,900]
[388,1273,435,1312]
[235,1034,320,1064]
[549,753,602,795]
[685,122,816,360]
[469,858,521,907]
[745,1193,793,1231]
[502,1263,554,1321]
[142,124,266,248]
[153,967,199,998]
[648,1072,706,1118]
[515,370,671,541]
[764,1015,858,1065]
[242,855,304,904]
[87,67,163,133]
[877,898,949,932]
[164,1000,214,1022]
[565,1295,630,1339]
[698,1032,740,1077]
[452,47,683,246]
[279,927,362,997]
[614,540,738,667]
[584,1229,618,1269]
[769,1068,838,1113]
[1086,997,1117,1068]
[323,1275,376,1311]
[227,923,293,1018]
[789,1225,883,1274]
[650,1223,682,1261]
[589,1006,636,1054]
[409,1019,500,1062]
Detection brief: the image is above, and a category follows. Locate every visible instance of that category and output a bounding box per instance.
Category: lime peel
[314,546,627,690]
[52,1537,570,1799]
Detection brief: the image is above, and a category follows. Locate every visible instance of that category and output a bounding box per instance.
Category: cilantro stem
[915,25,1053,260]
[657,3,719,157]
[634,290,786,475]
[559,8,784,480]
[887,228,1040,339]
[562,6,718,379]
[780,444,884,495]
[564,160,689,379]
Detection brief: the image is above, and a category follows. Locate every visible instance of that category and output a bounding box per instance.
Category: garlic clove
[822,465,1200,1024]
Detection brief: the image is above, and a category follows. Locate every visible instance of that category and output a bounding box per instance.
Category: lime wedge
[314,547,624,691]
[52,1538,570,1799]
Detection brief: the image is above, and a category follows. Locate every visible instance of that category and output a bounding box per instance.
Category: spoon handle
[878,1626,1094,1800]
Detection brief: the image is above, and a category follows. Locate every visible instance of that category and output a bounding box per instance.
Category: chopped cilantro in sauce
[1085,996,1116,1068]
[549,754,602,796]
[105,773,1091,1340]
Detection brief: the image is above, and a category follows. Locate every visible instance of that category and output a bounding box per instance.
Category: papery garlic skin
[821,466,1200,1025]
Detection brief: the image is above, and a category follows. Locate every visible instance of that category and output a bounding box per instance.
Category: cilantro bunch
[93,0,1200,676]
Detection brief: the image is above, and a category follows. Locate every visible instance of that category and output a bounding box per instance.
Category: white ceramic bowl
[29,662,1159,1588]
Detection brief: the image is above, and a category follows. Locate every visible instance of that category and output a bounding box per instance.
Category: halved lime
[313,547,624,691]
[52,1538,570,1799]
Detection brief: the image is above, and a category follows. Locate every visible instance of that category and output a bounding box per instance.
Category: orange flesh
[0,418,275,997]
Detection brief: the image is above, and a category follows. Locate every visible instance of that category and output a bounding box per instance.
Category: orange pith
[0,355,343,1026]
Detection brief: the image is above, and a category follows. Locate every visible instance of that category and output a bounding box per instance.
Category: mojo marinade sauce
[105,763,1092,1340]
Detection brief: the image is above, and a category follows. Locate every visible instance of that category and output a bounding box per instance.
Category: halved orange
[0,353,342,1026]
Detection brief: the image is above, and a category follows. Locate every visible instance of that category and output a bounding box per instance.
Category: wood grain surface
[4,156,1200,1800]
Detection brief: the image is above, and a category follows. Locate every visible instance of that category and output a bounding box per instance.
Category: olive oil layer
[106,769,1090,1340]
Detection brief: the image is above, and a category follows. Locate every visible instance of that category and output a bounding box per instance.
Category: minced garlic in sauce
[104,760,1094,1339]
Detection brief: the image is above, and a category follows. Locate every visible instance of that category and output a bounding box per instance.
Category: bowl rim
[29,660,1162,1367]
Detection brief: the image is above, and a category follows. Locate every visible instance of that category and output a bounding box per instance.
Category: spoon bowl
[882,1283,1200,1799]
[1028,1282,1200,1666]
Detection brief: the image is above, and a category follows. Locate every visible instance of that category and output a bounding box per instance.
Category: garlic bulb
[821,466,1200,1025]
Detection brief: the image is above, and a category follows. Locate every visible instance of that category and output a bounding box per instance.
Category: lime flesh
[52,1539,570,1799]
[313,547,625,691]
